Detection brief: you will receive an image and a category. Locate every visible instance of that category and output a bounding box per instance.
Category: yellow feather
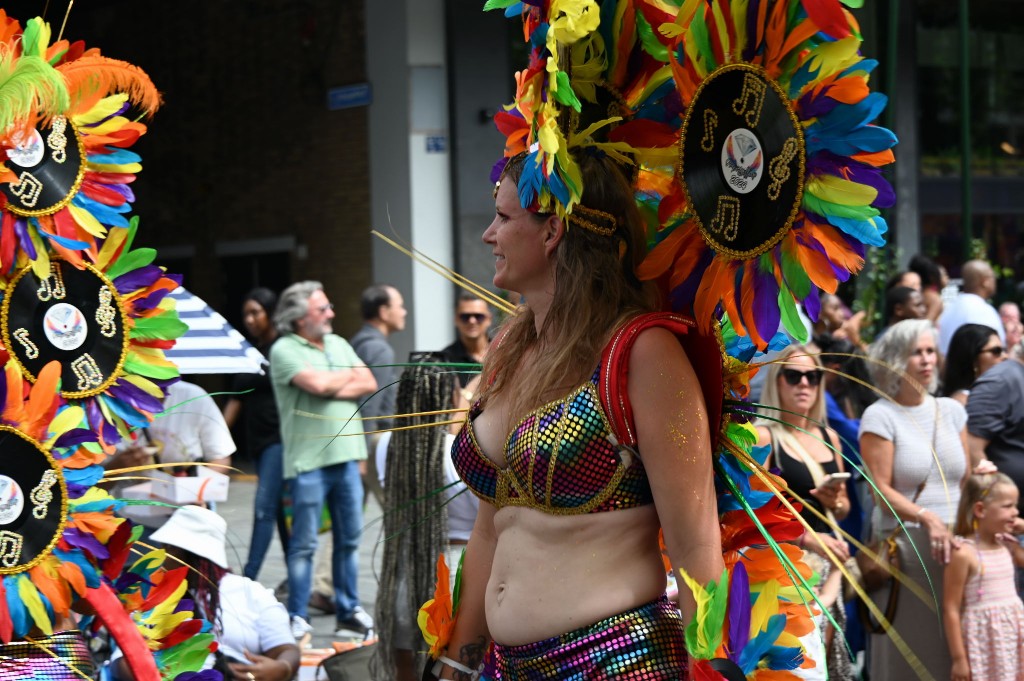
[18,577,53,636]
[71,93,129,127]
[67,203,108,238]
[749,578,779,635]
[806,174,878,207]
[801,37,861,90]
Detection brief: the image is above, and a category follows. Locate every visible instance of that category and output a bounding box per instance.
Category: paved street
[217,470,385,650]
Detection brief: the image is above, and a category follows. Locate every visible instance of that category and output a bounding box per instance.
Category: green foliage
[854,245,903,341]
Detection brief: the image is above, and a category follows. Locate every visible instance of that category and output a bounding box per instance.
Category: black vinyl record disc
[680,63,804,258]
[1,260,127,398]
[0,427,67,574]
[1,116,86,217]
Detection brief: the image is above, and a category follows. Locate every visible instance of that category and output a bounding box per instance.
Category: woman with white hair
[860,318,969,681]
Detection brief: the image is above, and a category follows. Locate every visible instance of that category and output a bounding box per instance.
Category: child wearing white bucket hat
[115,506,301,681]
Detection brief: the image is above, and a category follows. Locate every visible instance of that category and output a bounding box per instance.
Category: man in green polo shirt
[270,281,378,642]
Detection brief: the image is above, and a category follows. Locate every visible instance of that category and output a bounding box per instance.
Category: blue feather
[71,195,131,227]
[34,226,90,250]
[737,613,787,673]
[63,465,105,489]
[87,148,141,165]
[6,576,27,638]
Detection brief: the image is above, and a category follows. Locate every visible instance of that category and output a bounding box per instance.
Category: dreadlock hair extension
[370,356,457,681]
[180,550,228,637]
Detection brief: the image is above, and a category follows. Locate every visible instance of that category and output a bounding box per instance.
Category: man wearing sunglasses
[442,293,493,389]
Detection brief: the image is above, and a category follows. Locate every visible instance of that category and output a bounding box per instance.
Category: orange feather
[24,361,60,436]
[852,149,895,167]
[804,221,864,274]
[29,559,71,616]
[2,363,25,425]
[57,55,162,117]
[638,224,692,280]
[791,233,839,293]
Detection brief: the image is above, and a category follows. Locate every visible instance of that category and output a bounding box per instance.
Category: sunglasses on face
[781,368,823,387]
[979,345,1005,358]
[458,313,489,323]
[316,303,334,313]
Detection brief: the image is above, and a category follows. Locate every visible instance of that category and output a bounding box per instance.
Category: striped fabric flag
[164,287,266,375]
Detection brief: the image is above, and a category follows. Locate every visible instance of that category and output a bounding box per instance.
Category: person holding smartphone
[755,343,853,680]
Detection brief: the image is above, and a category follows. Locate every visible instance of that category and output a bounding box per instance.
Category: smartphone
[820,472,851,488]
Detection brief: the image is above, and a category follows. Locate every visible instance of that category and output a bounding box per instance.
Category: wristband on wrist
[915,507,928,522]
[431,656,481,680]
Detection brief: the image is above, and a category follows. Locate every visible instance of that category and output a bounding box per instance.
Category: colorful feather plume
[0,15,161,275]
[637,0,895,349]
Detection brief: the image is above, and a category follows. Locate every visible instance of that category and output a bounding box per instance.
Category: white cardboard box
[149,467,229,504]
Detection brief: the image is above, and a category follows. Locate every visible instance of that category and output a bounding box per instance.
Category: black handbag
[319,641,377,681]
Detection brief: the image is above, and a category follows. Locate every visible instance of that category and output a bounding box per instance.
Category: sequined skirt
[0,630,96,680]
[483,595,688,680]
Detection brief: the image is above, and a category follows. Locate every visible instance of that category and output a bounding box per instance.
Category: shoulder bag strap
[596,312,723,450]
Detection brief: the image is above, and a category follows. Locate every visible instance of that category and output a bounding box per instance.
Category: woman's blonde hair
[954,471,1018,536]
[477,151,655,423]
[757,344,828,427]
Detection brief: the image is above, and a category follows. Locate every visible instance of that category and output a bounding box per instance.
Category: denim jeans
[286,461,364,620]
[243,442,289,580]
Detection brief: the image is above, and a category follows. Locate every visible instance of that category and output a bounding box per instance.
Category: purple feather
[107,380,165,414]
[797,89,841,120]
[63,527,109,559]
[804,234,851,282]
[174,672,221,681]
[727,562,751,661]
[752,267,780,342]
[81,101,130,128]
[744,0,761,62]
[131,288,172,313]
[101,182,135,202]
[54,428,98,449]
[65,481,90,498]
[806,151,896,208]
[803,283,822,320]
[490,157,510,184]
[670,250,714,316]
[13,218,35,260]
[113,265,163,294]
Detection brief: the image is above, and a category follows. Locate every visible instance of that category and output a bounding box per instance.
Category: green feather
[553,71,582,112]
[129,315,189,341]
[483,0,519,10]
[123,354,179,380]
[106,248,158,280]
[688,7,717,71]
[803,193,880,220]
[19,19,44,59]
[780,249,812,300]
[778,287,808,342]
[0,53,69,131]
[635,12,669,62]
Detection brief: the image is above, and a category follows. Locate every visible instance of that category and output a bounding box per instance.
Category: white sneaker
[333,606,374,640]
[290,615,314,642]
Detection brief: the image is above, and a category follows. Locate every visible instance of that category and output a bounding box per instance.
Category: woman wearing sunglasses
[860,318,969,681]
[755,344,852,680]
[943,323,1006,406]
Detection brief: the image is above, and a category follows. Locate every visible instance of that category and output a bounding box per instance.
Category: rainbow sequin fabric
[0,630,96,680]
[482,596,687,679]
[451,368,654,514]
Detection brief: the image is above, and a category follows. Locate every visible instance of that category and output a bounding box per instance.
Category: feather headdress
[476,1,898,678]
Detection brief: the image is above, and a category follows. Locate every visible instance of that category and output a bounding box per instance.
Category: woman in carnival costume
[418,0,899,679]
[0,12,216,681]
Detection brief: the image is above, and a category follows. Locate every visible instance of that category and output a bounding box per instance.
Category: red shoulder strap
[598,312,724,451]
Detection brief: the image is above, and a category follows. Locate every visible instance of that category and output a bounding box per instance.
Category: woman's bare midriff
[484,502,667,646]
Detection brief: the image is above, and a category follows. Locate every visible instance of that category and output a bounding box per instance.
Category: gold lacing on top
[569,204,618,237]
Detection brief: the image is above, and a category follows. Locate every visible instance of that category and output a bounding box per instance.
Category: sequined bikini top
[450,366,654,515]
